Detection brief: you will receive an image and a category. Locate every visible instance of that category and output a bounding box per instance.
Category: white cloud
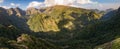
[76,0,95,4]
[11,3,15,6]
[44,0,74,6]
[0,3,20,9]
[27,0,97,8]
[44,0,97,6]
[27,1,45,8]
[10,3,20,7]
[26,0,120,10]
[0,0,4,3]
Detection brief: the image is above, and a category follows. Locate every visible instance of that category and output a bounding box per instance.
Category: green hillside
[27,5,101,32]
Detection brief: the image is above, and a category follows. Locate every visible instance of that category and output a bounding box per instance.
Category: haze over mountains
[0,4,120,49]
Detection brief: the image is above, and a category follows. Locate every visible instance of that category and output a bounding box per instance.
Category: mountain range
[0,5,120,49]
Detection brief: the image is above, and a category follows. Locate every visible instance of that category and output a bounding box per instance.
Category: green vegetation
[27,13,60,32]
[17,34,61,49]
[0,25,21,40]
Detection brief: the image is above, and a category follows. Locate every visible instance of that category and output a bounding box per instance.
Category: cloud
[44,0,74,6]
[0,0,4,3]
[10,3,20,7]
[44,0,98,6]
[0,3,20,9]
[27,0,97,8]
[11,3,15,6]
[75,0,97,4]
[27,1,45,8]
[0,6,10,9]
[26,0,119,10]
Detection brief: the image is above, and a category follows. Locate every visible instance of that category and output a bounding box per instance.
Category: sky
[0,0,120,10]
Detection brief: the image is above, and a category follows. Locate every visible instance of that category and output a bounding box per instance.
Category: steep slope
[0,7,11,26]
[7,7,30,31]
[100,10,116,20]
[27,5,101,32]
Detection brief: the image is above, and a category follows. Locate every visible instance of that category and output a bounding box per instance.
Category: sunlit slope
[27,5,101,32]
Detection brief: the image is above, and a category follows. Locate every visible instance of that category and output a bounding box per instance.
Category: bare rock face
[7,7,26,17]
[26,7,41,15]
[7,8,16,16]
[14,7,26,17]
